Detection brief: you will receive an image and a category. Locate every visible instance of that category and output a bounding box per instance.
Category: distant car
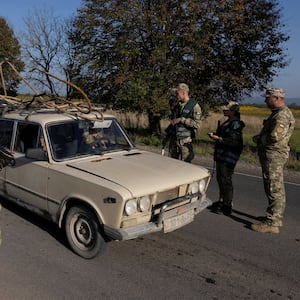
[0,107,211,258]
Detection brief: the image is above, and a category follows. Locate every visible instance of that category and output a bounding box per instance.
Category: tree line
[0,0,289,134]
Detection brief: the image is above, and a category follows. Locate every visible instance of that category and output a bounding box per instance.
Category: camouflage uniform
[256,105,295,226]
[169,99,202,162]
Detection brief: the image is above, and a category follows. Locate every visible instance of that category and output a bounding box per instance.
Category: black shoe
[211,201,223,213]
[222,205,232,216]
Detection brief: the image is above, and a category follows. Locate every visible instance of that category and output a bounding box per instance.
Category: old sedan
[0,108,211,258]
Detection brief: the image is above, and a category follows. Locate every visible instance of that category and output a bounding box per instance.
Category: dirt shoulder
[138,145,300,184]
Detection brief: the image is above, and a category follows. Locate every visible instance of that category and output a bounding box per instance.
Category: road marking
[204,166,300,187]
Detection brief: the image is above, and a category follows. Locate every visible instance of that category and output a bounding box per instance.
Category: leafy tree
[69,0,288,134]
[0,17,24,96]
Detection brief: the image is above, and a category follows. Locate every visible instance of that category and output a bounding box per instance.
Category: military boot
[257,216,283,227]
[251,222,280,234]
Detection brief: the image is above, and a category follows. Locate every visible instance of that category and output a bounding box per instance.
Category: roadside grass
[114,107,300,172]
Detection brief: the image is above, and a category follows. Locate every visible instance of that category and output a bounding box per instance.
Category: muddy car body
[0,108,211,258]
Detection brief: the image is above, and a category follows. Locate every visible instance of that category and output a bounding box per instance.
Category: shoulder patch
[231,120,243,130]
[275,123,285,134]
[195,112,202,120]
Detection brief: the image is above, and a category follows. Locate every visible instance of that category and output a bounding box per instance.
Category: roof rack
[0,60,103,121]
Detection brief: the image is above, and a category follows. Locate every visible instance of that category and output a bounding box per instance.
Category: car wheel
[65,206,107,259]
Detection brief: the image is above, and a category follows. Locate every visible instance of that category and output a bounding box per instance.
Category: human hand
[208,132,220,141]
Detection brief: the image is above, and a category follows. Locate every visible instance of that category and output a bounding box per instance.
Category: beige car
[0,108,211,258]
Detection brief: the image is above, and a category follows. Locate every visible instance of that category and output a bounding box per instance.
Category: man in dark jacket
[208,101,245,215]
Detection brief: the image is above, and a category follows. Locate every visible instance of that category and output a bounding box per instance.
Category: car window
[14,122,41,153]
[0,119,14,149]
[47,118,133,160]
[48,122,82,160]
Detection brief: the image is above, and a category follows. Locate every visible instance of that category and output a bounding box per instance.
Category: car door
[4,121,49,214]
[0,119,14,193]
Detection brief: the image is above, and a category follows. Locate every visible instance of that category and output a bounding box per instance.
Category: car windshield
[47,118,134,160]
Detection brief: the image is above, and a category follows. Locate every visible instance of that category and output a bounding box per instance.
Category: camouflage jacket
[257,105,295,156]
[175,99,202,141]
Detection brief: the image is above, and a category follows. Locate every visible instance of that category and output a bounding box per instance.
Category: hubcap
[72,214,94,247]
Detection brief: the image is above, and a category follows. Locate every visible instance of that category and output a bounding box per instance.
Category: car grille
[153,184,192,212]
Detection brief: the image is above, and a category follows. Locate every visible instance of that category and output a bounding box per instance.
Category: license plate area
[163,209,194,233]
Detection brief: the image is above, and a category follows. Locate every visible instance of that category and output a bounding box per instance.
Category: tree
[20,7,68,96]
[0,17,24,96]
[69,0,289,134]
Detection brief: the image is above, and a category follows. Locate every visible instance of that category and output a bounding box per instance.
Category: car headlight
[189,179,207,194]
[189,181,199,194]
[199,179,206,193]
[138,195,151,212]
[125,199,137,216]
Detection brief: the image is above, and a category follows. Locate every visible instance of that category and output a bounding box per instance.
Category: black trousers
[216,161,235,206]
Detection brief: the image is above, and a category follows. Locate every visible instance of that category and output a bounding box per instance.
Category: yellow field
[111,106,300,169]
[241,105,300,118]
[112,105,300,130]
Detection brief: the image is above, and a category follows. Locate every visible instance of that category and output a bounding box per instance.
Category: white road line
[204,166,300,187]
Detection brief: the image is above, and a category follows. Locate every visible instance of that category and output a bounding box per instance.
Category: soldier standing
[208,101,245,215]
[168,83,202,163]
[251,88,295,233]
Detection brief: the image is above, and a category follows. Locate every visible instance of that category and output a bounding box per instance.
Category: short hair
[176,83,189,92]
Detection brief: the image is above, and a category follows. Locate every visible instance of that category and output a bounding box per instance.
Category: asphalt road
[0,167,300,299]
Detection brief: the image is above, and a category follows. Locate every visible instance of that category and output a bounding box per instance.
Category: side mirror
[26,148,48,161]
[0,146,15,167]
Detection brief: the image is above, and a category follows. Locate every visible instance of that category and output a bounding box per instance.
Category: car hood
[66,150,210,196]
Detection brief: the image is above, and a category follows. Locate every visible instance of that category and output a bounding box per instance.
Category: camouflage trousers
[169,138,194,163]
[259,152,288,227]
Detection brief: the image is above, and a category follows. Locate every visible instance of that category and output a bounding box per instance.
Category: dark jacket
[214,118,245,167]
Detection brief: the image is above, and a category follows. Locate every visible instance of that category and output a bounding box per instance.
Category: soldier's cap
[176,83,189,92]
[262,88,285,98]
[220,101,240,112]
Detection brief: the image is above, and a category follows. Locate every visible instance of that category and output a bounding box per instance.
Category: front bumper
[104,196,212,241]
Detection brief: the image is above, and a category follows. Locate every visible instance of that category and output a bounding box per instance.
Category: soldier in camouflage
[251,88,295,234]
[167,83,202,163]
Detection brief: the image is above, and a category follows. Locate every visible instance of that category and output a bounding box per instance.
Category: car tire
[65,205,107,259]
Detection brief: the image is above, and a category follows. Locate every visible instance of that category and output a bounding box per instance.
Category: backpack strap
[181,99,198,118]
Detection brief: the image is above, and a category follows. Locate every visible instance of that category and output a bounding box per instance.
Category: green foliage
[0,18,24,95]
[69,0,288,122]
[135,135,162,147]
[290,128,300,153]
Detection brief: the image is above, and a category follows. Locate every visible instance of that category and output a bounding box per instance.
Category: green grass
[133,129,300,172]
[117,108,300,172]
[290,127,300,154]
